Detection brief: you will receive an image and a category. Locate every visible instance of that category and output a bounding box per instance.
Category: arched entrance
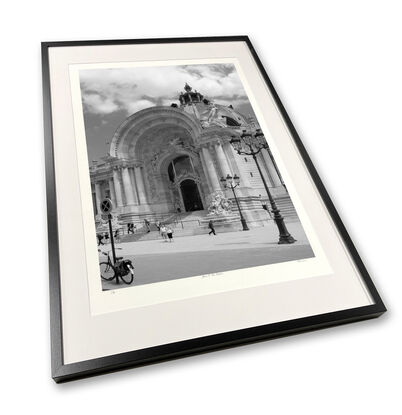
[180,179,203,212]
[167,155,205,212]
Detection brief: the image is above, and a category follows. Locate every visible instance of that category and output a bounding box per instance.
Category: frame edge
[42,42,65,380]
[43,35,386,383]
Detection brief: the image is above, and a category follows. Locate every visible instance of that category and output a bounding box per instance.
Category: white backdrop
[1,1,400,413]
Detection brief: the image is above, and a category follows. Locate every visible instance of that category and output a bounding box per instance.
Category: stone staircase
[170,210,209,237]
[273,195,299,220]
[119,223,158,243]
[112,195,298,243]
[119,210,209,242]
[260,194,298,220]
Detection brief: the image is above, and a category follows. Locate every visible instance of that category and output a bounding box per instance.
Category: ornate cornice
[91,172,113,182]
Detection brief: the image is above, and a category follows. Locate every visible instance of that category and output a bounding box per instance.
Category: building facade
[90,84,289,229]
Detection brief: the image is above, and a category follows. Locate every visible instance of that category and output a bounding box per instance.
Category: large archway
[104,106,212,216]
[109,106,202,159]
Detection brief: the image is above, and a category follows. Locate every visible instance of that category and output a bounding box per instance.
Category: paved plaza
[100,221,314,290]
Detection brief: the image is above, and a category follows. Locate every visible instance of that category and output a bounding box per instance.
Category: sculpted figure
[207,103,218,123]
[150,154,159,172]
[204,103,227,128]
[207,191,232,216]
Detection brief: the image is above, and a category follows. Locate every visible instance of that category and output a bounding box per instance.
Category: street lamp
[230,129,296,244]
[220,173,249,231]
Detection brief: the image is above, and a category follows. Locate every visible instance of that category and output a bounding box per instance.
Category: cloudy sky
[80,63,255,162]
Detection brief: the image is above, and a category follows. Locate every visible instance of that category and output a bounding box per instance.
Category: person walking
[166,227,174,242]
[160,224,167,241]
[114,228,120,243]
[97,233,104,246]
[208,220,216,236]
[144,218,151,233]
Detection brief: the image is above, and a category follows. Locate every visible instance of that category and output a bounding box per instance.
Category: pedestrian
[156,220,161,232]
[97,233,104,246]
[208,220,216,236]
[166,227,174,242]
[160,224,167,241]
[127,222,134,234]
[144,218,151,233]
[114,228,120,243]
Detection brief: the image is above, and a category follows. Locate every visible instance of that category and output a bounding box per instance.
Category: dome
[177,83,249,129]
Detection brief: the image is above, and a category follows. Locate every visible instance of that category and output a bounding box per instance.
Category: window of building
[168,163,175,182]
[168,155,194,183]
[224,116,241,127]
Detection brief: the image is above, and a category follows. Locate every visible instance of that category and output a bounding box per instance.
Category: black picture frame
[42,36,386,383]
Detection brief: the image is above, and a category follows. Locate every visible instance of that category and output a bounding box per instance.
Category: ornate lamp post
[220,174,249,231]
[230,129,296,244]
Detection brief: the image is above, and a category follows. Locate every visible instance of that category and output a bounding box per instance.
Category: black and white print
[79,63,314,290]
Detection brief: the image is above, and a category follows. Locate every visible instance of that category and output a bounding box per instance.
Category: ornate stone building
[90,84,291,230]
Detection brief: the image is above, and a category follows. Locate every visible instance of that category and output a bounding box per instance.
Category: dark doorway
[180,179,203,212]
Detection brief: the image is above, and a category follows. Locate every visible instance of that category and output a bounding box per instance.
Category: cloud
[82,93,119,114]
[79,64,249,116]
[126,99,156,113]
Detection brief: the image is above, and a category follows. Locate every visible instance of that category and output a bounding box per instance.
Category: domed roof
[177,84,249,129]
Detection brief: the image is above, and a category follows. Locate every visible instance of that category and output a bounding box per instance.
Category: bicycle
[98,248,134,285]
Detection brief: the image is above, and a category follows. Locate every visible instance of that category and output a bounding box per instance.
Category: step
[273,195,298,218]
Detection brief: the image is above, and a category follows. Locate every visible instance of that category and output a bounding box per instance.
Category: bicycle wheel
[120,265,134,284]
[99,262,116,281]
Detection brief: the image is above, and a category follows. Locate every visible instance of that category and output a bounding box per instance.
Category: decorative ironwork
[230,129,296,244]
[220,174,249,231]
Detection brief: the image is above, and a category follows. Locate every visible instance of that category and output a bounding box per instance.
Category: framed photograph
[42,36,386,382]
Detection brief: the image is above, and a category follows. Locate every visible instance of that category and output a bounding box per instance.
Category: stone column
[214,142,232,178]
[94,182,102,214]
[201,146,221,191]
[112,168,124,207]
[122,166,135,205]
[257,152,273,187]
[262,148,282,187]
[226,144,252,187]
[134,165,147,205]
[108,178,116,207]
[129,168,139,204]
[198,150,212,191]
